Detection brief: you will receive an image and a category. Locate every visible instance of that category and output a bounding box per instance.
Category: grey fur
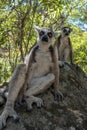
[56,27,73,64]
[0,26,63,129]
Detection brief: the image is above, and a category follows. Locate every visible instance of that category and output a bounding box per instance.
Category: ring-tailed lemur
[0,26,63,129]
[55,27,73,64]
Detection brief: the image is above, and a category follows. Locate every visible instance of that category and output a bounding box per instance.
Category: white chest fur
[32,49,52,78]
[59,37,69,54]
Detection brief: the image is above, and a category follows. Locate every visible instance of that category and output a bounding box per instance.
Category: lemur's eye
[47,32,52,38]
[39,31,44,36]
[63,29,67,32]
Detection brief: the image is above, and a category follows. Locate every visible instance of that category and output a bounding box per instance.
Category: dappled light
[0,0,87,82]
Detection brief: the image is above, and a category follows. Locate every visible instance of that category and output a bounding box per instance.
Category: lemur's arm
[18,44,39,99]
[0,64,26,130]
[55,35,61,60]
[49,45,63,100]
[68,38,73,64]
[52,46,59,90]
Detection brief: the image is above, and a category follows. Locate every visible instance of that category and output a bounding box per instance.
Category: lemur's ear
[34,25,41,32]
[61,27,65,30]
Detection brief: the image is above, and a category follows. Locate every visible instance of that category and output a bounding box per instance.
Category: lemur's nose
[42,35,48,42]
[65,32,69,35]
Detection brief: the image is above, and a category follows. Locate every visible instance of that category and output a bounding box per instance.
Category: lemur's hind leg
[0,64,26,130]
[24,73,55,110]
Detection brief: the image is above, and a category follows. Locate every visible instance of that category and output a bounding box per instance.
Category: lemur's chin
[42,41,50,45]
[42,40,48,43]
[42,41,49,43]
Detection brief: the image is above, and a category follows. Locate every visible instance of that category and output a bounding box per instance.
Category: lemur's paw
[9,109,19,122]
[35,97,44,108]
[0,108,19,130]
[54,91,64,102]
[16,95,24,106]
[58,61,64,67]
[0,114,6,130]
[25,96,44,111]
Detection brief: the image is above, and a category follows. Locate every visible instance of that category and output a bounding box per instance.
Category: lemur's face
[35,26,56,45]
[62,27,72,36]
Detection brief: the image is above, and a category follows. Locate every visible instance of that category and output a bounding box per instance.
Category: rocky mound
[0,63,87,130]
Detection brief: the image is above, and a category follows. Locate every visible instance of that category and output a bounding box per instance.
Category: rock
[55,127,64,130]
[4,119,26,130]
[0,63,87,130]
[69,126,76,130]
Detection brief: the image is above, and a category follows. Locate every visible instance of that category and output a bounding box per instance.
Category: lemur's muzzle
[65,32,69,36]
[42,35,48,42]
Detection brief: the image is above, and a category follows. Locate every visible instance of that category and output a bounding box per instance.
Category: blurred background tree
[0,0,87,84]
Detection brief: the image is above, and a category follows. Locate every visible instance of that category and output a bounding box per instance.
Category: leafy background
[0,0,87,84]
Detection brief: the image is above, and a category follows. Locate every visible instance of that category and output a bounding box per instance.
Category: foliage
[71,29,87,73]
[0,0,87,83]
